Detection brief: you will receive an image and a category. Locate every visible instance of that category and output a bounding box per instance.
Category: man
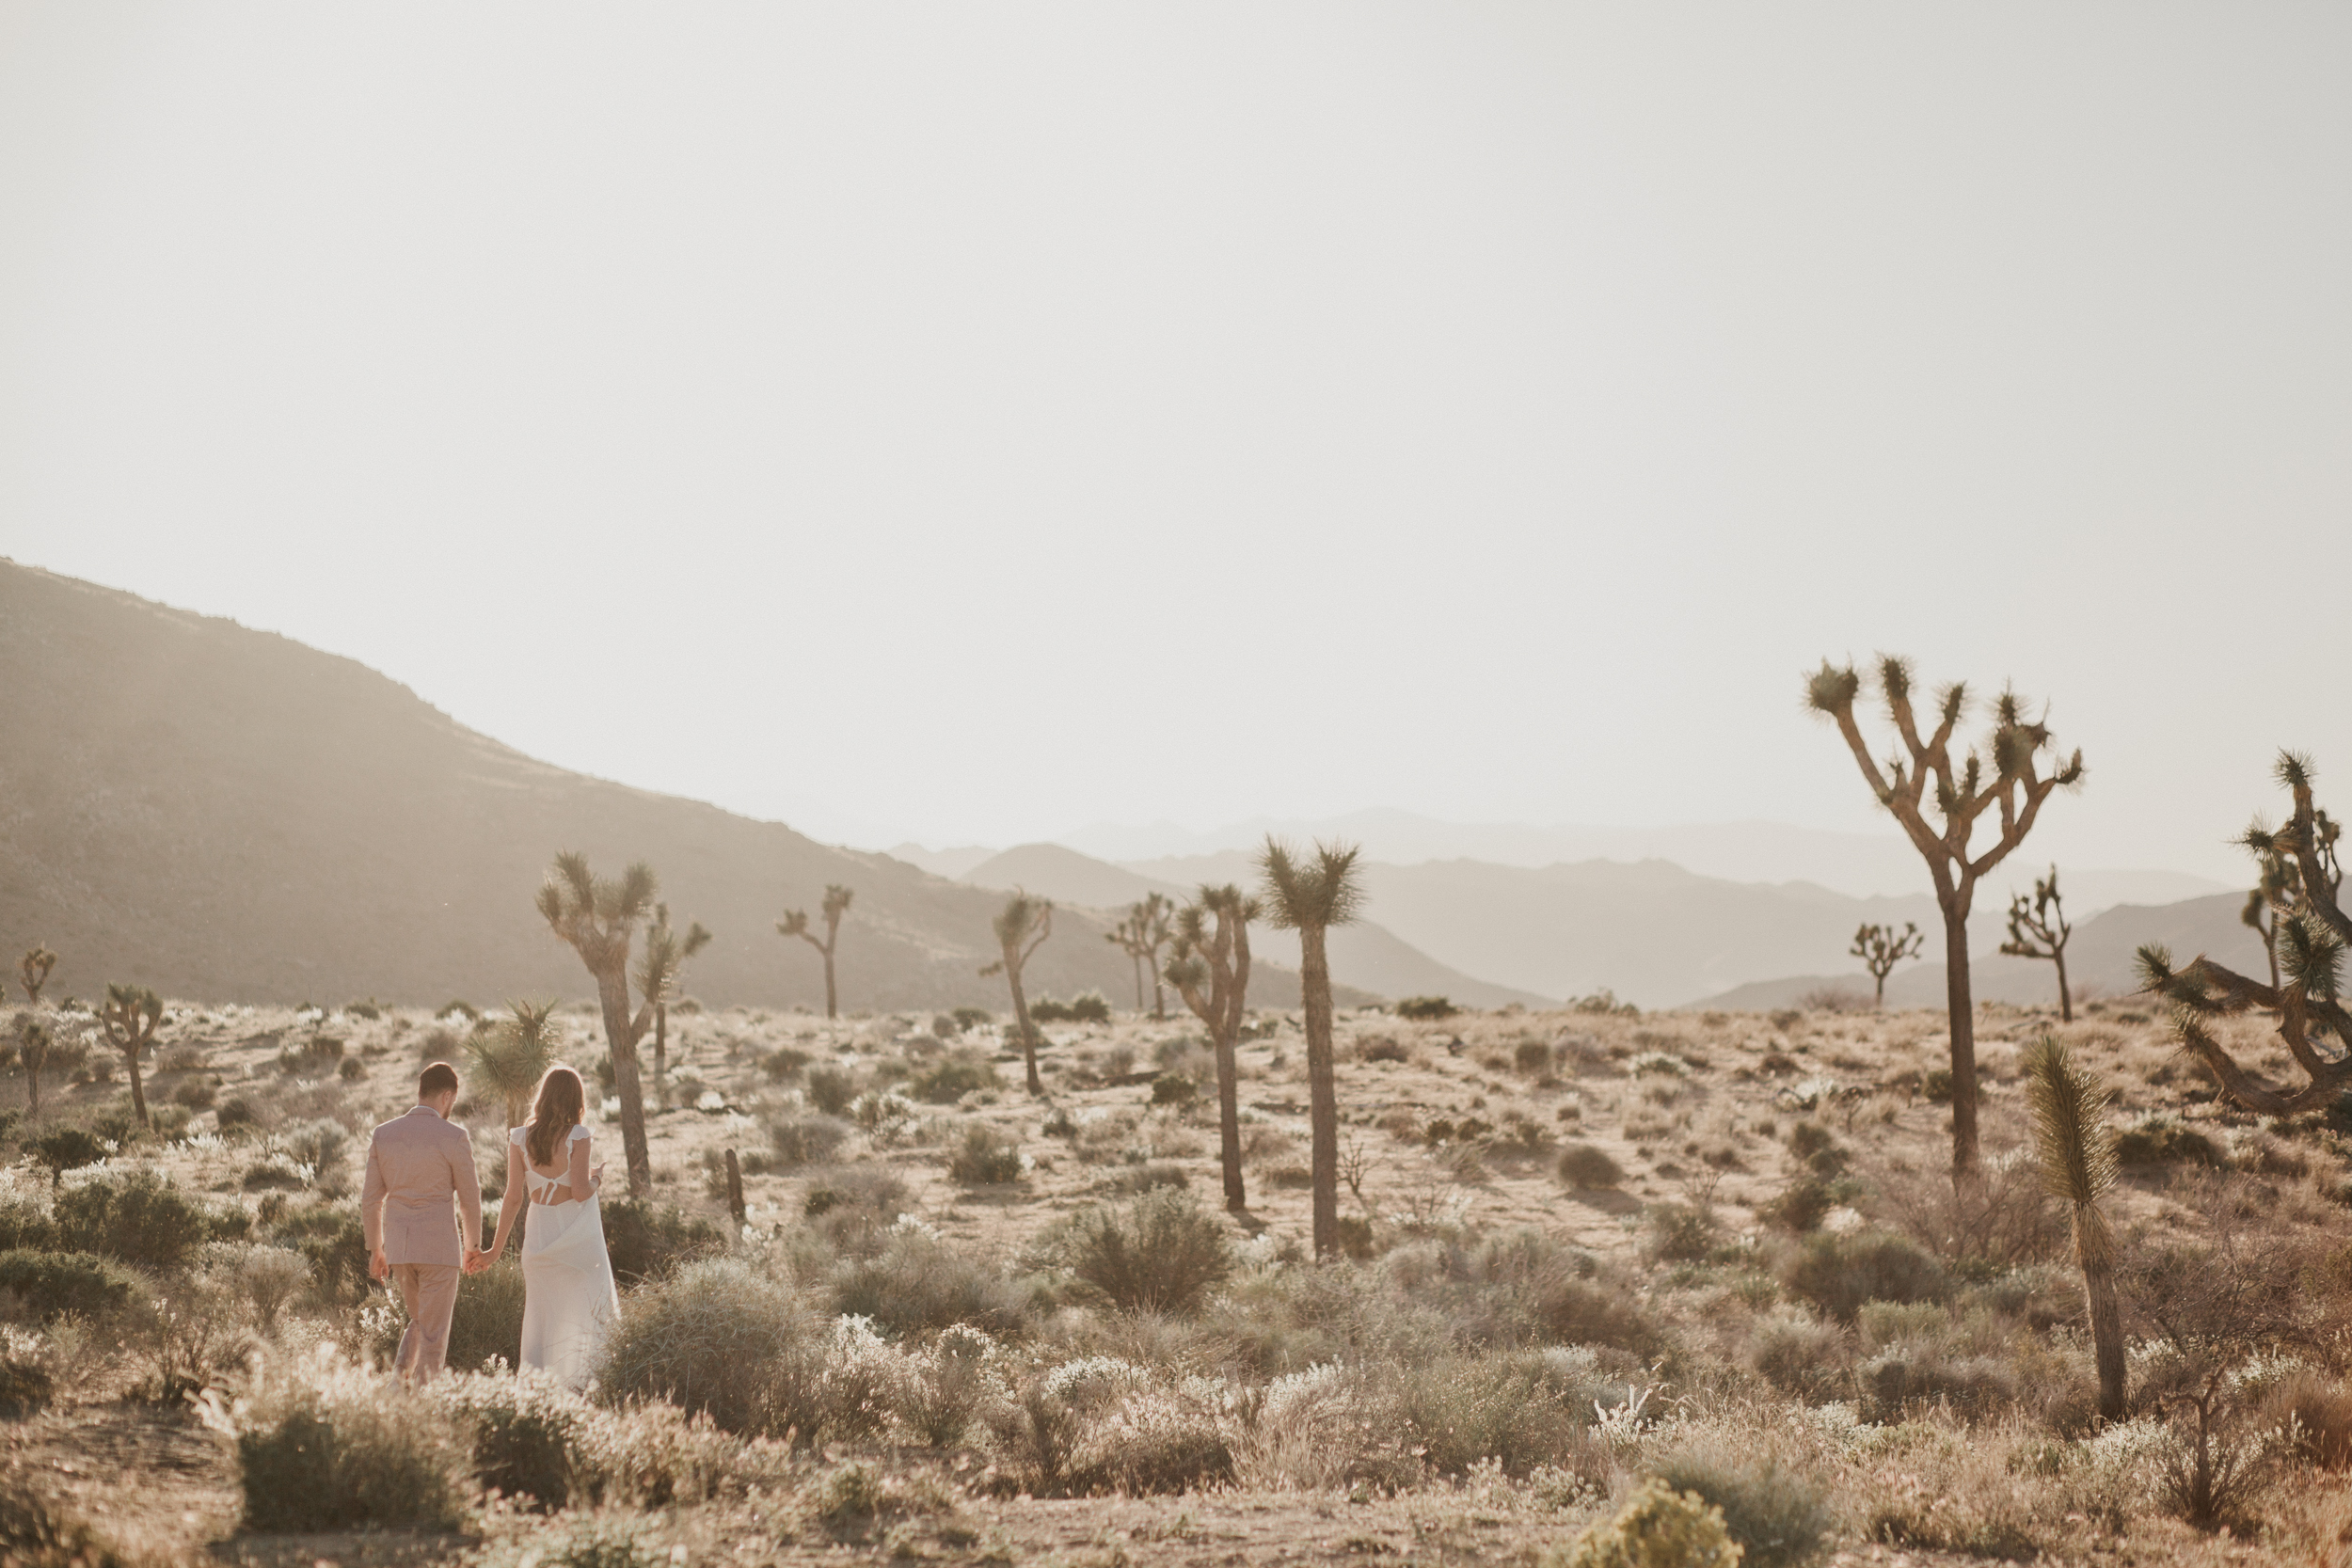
[360,1061,484,1383]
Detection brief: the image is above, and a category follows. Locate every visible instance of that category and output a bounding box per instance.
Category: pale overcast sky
[3,5,2346,879]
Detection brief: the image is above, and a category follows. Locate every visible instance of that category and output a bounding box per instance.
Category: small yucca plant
[2023,1034,2124,1419]
[465,1000,561,1129]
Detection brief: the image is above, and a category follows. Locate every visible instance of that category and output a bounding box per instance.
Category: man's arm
[360,1133,389,1279]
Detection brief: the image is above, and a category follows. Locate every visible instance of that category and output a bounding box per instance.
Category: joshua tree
[99,983,164,1130]
[1807,657,2084,1177]
[778,884,852,1019]
[635,903,712,1080]
[536,851,666,1196]
[981,891,1053,1096]
[2001,866,2075,1022]
[1163,885,1258,1211]
[2239,837,2309,992]
[1105,894,1174,1018]
[16,1017,48,1117]
[466,999,561,1130]
[2137,752,2352,1117]
[2023,1035,2125,1420]
[1258,837,1364,1259]
[1850,921,1924,1007]
[18,946,54,1007]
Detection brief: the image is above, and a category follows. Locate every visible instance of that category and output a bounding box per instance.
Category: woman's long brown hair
[525,1065,586,1170]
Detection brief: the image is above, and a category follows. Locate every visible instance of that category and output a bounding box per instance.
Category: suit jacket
[361,1105,483,1267]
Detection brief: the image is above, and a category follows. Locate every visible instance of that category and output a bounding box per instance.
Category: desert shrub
[1059,1189,1232,1314]
[1761,1177,1836,1234]
[1149,1073,1198,1107]
[232,1244,311,1336]
[1855,1343,2017,1424]
[243,1154,308,1193]
[831,1228,1031,1338]
[1513,1038,1555,1075]
[906,1051,998,1104]
[1784,1231,1950,1323]
[55,1170,212,1271]
[1395,995,1456,1021]
[2262,1366,2352,1469]
[1558,1143,1624,1190]
[894,1323,1008,1448]
[1389,1229,1667,1359]
[1031,992,1111,1024]
[1870,1151,2064,1271]
[804,1066,858,1117]
[1105,1162,1190,1196]
[232,1355,470,1531]
[758,1046,811,1082]
[768,1112,851,1168]
[1651,1442,1835,1568]
[214,1096,262,1133]
[1644,1203,1718,1263]
[338,1058,366,1083]
[0,1331,53,1418]
[2115,1112,2221,1167]
[134,1259,254,1402]
[0,1250,139,1322]
[952,1006,993,1032]
[440,1367,589,1507]
[25,1129,105,1185]
[599,1257,812,1435]
[1359,1037,1411,1064]
[1382,1346,1611,1477]
[445,1252,529,1373]
[172,1078,217,1111]
[1750,1309,1851,1402]
[599,1200,725,1285]
[1549,1476,1741,1568]
[0,1196,57,1254]
[946,1123,1025,1185]
[1785,1121,1845,1177]
[270,1205,370,1307]
[802,1164,910,1222]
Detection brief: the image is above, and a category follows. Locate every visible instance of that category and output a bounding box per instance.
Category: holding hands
[463,1246,496,1275]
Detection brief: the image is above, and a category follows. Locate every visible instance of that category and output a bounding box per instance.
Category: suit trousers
[389,1262,461,1381]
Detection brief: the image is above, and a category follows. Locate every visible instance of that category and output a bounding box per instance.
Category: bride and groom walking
[360,1059,619,1387]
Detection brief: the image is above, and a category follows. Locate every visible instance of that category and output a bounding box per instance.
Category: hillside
[0,562,1155,1010]
[961,844,1552,1010]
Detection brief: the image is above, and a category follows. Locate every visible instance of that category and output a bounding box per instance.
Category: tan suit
[360,1104,483,1380]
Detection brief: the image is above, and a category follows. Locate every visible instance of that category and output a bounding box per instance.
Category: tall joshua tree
[16,1017,49,1117]
[981,891,1053,1096]
[778,884,853,1019]
[18,946,55,1006]
[1106,894,1174,1018]
[1258,837,1364,1259]
[466,1000,561,1130]
[2023,1036,2125,1421]
[1807,658,2084,1177]
[100,983,164,1130]
[1851,921,1924,1007]
[1164,885,1258,1211]
[635,902,712,1080]
[536,851,665,1197]
[2137,752,2352,1116]
[2001,866,2075,1022]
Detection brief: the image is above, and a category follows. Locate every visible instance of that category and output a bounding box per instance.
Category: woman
[473,1064,618,1389]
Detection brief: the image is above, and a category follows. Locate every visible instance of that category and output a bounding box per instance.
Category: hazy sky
[4,5,2347,880]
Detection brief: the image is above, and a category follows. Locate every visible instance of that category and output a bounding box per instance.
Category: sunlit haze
[6,6,2348,883]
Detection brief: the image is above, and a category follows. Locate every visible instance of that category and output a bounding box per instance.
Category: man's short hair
[419,1062,460,1100]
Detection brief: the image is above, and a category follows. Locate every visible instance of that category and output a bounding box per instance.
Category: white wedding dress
[512,1124,619,1390]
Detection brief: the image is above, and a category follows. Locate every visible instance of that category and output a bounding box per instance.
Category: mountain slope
[961,844,1550,1009]
[0,562,1139,1009]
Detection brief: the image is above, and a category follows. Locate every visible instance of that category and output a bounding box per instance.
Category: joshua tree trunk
[985,892,1054,1098]
[593,963,655,1197]
[2055,951,2073,1023]
[1299,923,1340,1255]
[1007,963,1039,1094]
[2025,1035,2125,1422]
[1940,889,1979,1172]
[652,1003,670,1082]
[821,950,837,1020]
[2086,1251,2124,1419]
